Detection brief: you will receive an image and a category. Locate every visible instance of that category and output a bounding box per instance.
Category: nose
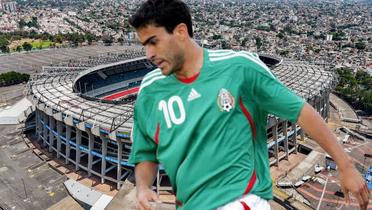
[145,45,155,61]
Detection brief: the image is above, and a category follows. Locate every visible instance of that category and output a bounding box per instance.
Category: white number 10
[158,96,186,128]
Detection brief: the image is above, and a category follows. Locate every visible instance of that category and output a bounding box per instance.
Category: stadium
[24,46,337,190]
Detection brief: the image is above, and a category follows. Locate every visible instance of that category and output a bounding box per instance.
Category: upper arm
[128,95,158,165]
[243,60,305,122]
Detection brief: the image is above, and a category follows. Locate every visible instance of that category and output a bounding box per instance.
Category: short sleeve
[244,61,305,123]
[128,96,158,164]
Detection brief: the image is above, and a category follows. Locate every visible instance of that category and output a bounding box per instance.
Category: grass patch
[9,39,57,52]
[30,40,53,48]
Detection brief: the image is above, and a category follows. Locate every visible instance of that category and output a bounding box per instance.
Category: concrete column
[323,93,327,118]
[35,109,41,142]
[273,124,279,167]
[42,112,48,147]
[325,92,330,122]
[117,140,122,190]
[48,116,55,153]
[56,121,62,158]
[308,97,314,107]
[88,131,94,177]
[283,121,289,160]
[300,129,305,142]
[318,96,322,117]
[320,94,325,118]
[75,129,82,171]
[317,96,321,113]
[292,124,298,154]
[65,125,71,164]
[101,138,107,184]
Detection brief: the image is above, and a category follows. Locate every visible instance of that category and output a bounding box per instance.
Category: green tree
[0,71,30,86]
[67,33,85,47]
[18,19,27,29]
[0,37,9,53]
[283,25,293,34]
[355,42,366,50]
[22,42,32,51]
[102,35,114,46]
[270,24,276,32]
[40,32,50,40]
[85,33,96,45]
[29,30,37,39]
[307,31,314,36]
[117,37,124,45]
[27,16,39,28]
[241,38,248,46]
[16,45,22,52]
[0,45,10,53]
[55,34,64,44]
[331,29,346,41]
[212,34,222,40]
[256,25,270,32]
[221,40,230,49]
[255,37,262,49]
[335,68,372,115]
[279,49,289,56]
[276,32,284,39]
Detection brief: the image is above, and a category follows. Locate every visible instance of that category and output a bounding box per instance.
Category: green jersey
[129,49,305,210]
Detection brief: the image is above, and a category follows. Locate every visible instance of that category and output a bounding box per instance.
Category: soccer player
[128,0,370,209]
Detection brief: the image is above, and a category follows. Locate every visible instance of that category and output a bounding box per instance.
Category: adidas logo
[187,88,201,102]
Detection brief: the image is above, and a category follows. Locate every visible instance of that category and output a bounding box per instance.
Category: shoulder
[207,49,275,78]
[207,49,258,65]
[138,68,167,94]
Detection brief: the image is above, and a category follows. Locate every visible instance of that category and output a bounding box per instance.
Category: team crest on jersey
[217,88,235,112]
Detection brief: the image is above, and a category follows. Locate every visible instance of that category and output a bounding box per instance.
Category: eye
[149,39,157,46]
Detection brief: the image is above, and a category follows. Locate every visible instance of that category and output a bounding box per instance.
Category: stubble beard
[168,49,185,76]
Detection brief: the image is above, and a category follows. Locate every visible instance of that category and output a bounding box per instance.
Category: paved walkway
[330,93,358,120]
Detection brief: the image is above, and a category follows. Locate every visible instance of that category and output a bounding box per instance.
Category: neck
[175,40,203,80]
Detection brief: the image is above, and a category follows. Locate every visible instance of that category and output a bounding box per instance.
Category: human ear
[174,23,188,41]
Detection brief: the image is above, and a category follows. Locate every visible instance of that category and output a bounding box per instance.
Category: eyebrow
[141,35,156,46]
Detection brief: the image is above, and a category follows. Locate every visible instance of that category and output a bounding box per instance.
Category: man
[128,0,370,209]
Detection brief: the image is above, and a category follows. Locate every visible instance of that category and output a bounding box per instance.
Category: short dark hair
[129,0,193,37]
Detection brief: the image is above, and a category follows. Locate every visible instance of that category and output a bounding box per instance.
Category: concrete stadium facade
[25,49,337,190]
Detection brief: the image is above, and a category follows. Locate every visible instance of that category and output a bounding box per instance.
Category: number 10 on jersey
[158,96,186,128]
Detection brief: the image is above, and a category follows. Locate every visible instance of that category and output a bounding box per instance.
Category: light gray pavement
[0,44,138,74]
[0,124,68,210]
[0,84,25,107]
